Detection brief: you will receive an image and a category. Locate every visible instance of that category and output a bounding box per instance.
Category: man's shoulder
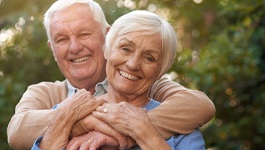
[24,80,68,101]
[29,80,67,88]
[26,80,68,95]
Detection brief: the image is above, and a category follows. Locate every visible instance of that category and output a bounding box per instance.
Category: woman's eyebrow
[119,37,135,45]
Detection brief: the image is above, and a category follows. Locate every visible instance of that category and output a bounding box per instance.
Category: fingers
[91,113,129,149]
[93,103,133,149]
[66,136,83,150]
[58,89,92,111]
[92,109,136,149]
[79,139,93,150]
[54,90,107,132]
[92,109,110,125]
[75,98,106,120]
[67,131,120,150]
[67,133,96,150]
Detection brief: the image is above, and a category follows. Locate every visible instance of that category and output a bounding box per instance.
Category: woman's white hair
[105,10,177,77]
[43,0,109,40]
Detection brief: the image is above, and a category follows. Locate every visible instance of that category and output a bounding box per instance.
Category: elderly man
[7,0,215,149]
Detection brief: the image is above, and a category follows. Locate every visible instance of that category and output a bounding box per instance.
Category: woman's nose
[126,55,141,71]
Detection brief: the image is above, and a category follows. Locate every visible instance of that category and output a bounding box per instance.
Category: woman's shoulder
[144,99,161,111]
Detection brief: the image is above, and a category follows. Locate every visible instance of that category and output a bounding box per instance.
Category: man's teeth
[72,57,89,63]
[119,71,139,80]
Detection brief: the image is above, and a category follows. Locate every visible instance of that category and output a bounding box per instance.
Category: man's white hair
[43,0,109,40]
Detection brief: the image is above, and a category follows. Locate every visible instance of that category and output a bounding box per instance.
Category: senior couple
[7,0,215,149]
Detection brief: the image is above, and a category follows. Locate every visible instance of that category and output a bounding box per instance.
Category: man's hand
[58,89,106,121]
[39,89,106,150]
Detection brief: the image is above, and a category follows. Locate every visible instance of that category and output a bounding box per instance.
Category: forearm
[7,81,68,150]
[7,110,56,150]
[148,91,215,138]
[39,108,76,150]
[149,76,215,138]
[70,120,90,137]
[131,118,171,150]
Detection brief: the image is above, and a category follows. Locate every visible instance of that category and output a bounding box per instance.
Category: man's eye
[56,38,68,45]
[79,33,91,39]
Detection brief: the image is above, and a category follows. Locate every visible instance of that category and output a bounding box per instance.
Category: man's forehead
[50,4,93,23]
[51,18,90,26]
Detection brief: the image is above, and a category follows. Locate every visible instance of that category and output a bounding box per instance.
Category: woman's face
[105,31,163,97]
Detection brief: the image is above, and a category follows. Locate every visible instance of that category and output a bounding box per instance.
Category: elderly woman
[68,10,205,150]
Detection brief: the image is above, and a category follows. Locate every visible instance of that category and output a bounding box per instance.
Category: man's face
[48,4,107,90]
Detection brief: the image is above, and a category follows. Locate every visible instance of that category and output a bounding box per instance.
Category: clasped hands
[52,89,149,150]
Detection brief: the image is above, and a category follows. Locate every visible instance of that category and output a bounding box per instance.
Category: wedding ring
[103,107,108,113]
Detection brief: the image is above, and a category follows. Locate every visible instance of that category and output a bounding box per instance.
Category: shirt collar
[66,78,108,98]
[94,78,108,96]
[66,80,78,98]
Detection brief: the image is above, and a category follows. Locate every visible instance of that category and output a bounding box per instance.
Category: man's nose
[69,37,83,53]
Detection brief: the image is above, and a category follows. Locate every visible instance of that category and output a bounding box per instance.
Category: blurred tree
[155,0,265,149]
[0,0,61,149]
[1,0,265,149]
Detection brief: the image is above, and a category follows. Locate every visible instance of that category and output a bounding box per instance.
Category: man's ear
[47,40,57,62]
[103,45,110,59]
[105,26,110,35]
[104,52,109,59]
[104,26,111,59]
[47,40,52,49]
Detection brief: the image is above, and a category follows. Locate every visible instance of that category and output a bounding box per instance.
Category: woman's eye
[146,56,155,62]
[121,47,131,53]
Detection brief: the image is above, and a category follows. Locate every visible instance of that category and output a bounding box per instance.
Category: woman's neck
[102,87,150,108]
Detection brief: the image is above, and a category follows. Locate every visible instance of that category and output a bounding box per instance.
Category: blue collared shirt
[67,79,108,97]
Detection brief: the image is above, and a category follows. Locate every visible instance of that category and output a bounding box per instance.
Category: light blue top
[131,99,205,150]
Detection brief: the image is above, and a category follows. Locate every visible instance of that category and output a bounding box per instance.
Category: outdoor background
[0,0,265,149]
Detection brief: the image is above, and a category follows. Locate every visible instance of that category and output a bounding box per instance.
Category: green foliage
[169,0,265,149]
[1,0,265,149]
[1,1,63,148]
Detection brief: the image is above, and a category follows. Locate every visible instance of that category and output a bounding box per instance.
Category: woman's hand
[67,131,118,150]
[93,102,149,137]
[93,102,171,150]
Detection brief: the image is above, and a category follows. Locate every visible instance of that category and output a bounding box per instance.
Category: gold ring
[103,108,108,113]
